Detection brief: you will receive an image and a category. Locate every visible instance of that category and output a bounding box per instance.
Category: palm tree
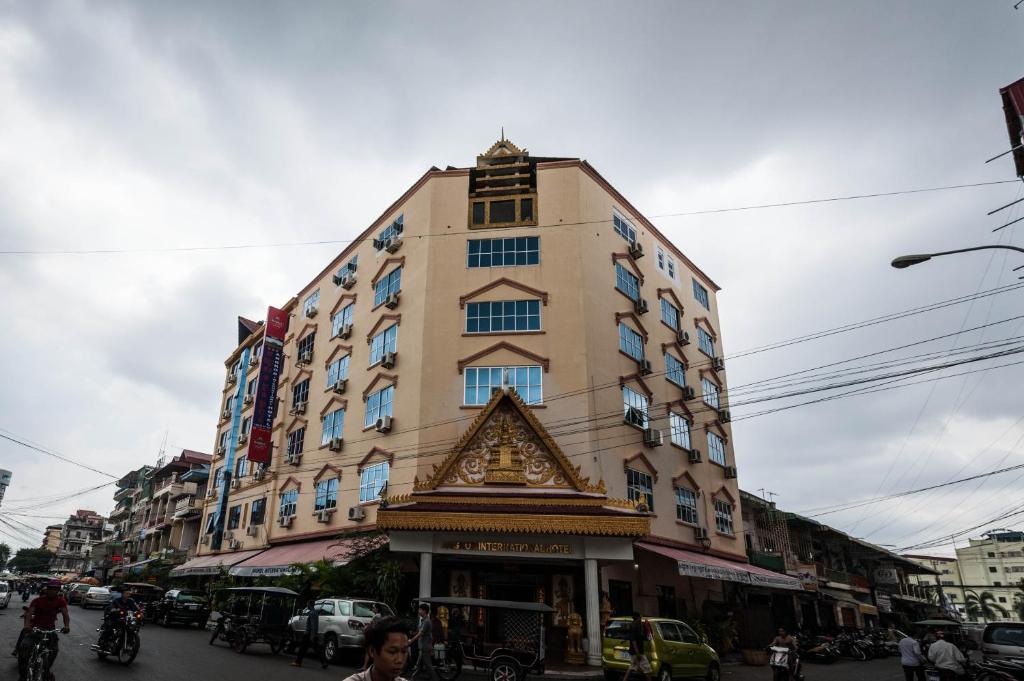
[0,542,10,568]
[965,590,1008,623]
[1013,593,1024,622]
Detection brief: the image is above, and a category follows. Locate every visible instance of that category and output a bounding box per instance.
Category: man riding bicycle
[17,580,70,681]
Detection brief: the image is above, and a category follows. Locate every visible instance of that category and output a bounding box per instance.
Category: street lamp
[891,245,1024,271]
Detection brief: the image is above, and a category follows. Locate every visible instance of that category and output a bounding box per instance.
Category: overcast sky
[1,1,1022,558]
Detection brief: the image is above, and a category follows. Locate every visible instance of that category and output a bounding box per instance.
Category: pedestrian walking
[408,603,434,681]
[343,616,410,681]
[624,613,653,681]
[898,632,926,681]
[927,632,966,681]
[291,599,328,669]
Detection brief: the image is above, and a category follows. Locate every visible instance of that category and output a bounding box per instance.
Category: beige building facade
[904,554,967,619]
[42,525,62,553]
[180,140,751,660]
[954,532,1024,622]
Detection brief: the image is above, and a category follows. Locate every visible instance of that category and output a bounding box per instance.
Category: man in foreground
[898,631,926,681]
[343,616,410,681]
[927,632,966,681]
[624,613,653,681]
[18,580,70,681]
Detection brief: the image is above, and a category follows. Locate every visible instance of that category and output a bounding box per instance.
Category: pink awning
[168,549,265,577]
[637,542,802,591]
[229,535,387,577]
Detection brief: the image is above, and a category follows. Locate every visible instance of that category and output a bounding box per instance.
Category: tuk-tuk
[421,596,553,681]
[118,582,165,621]
[914,619,969,655]
[209,586,299,655]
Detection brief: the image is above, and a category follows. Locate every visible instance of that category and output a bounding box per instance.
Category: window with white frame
[466,300,541,333]
[464,366,542,405]
[327,355,350,386]
[314,478,339,511]
[675,487,699,525]
[669,412,691,449]
[613,212,637,243]
[622,386,649,429]
[656,246,676,281]
[665,354,686,386]
[701,378,720,409]
[693,279,710,310]
[286,427,305,458]
[241,415,252,434]
[332,303,354,337]
[697,327,715,356]
[297,332,315,360]
[369,324,398,365]
[359,461,389,503]
[615,263,641,302]
[230,359,241,379]
[213,467,225,490]
[707,431,726,465]
[246,378,257,397]
[303,290,320,317]
[467,237,540,267]
[293,378,310,408]
[279,489,298,518]
[657,247,665,271]
[321,408,345,445]
[234,456,248,478]
[714,499,734,534]
[374,267,402,307]
[375,215,403,249]
[364,385,394,427]
[660,298,680,330]
[224,394,235,415]
[619,323,645,361]
[218,430,229,451]
[626,468,654,511]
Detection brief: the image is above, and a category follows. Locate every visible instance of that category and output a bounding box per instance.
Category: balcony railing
[747,550,787,573]
[173,495,201,519]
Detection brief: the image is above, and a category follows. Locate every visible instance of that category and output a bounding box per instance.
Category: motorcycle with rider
[91,586,142,666]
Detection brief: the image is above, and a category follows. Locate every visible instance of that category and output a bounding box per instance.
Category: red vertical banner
[248,306,288,465]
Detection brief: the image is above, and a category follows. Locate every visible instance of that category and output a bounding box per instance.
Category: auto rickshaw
[210,586,299,655]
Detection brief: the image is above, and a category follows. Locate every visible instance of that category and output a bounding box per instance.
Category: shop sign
[440,540,573,555]
[796,564,819,591]
[874,568,899,585]
[875,590,893,613]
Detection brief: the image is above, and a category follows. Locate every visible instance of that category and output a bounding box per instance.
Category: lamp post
[891,245,1024,271]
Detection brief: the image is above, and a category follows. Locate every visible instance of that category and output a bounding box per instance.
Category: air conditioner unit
[332,379,347,394]
[306,306,318,318]
[348,506,366,521]
[676,330,690,345]
[253,468,266,481]
[380,351,397,369]
[638,359,653,376]
[237,433,248,445]
[199,535,210,545]
[223,531,234,542]
[328,437,344,452]
[694,527,709,541]
[385,236,403,254]
[227,374,237,385]
[229,539,241,550]
[628,241,644,259]
[245,525,258,537]
[624,406,645,428]
[375,415,393,433]
[337,323,353,340]
[718,409,732,423]
[635,298,649,315]
[340,273,356,289]
[332,271,346,286]
[316,509,333,523]
[290,401,307,415]
[712,356,725,371]
[216,446,226,456]
[296,351,312,365]
[230,478,241,490]
[681,385,696,401]
[384,293,400,310]
[221,409,231,420]
[687,448,702,464]
[243,394,254,405]
[724,466,738,479]
[286,452,302,465]
[278,515,294,528]
[643,428,664,447]
[249,356,260,368]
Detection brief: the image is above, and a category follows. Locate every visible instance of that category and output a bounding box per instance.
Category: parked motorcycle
[768,646,804,681]
[208,612,243,650]
[833,633,868,661]
[797,635,838,664]
[91,607,142,666]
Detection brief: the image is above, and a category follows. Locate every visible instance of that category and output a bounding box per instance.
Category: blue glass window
[666,354,686,386]
[321,408,345,445]
[714,499,734,534]
[615,263,641,302]
[618,323,644,361]
[466,300,541,333]
[613,213,637,243]
[622,386,649,429]
[332,303,354,337]
[279,489,298,518]
[375,215,404,248]
[626,468,654,511]
[359,462,389,503]
[374,267,402,307]
[669,412,691,450]
[292,378,310,408]
[364,385,394,427]
[369,324,398,365]
[297,332,315,359]
[697,327,715,356]
[701,378,720,410]
[315,478,339,511]
[660,298,679,330]
[693,279,710,310]
[467,237,540,268]
[327,355,350,386]
[464,366,542,405]
[286,427,305,458]
[303,290,320,317]
[675,487,699,525]
[708,432,726,465]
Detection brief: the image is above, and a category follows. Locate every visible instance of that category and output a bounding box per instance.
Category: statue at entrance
[565,612,585,664]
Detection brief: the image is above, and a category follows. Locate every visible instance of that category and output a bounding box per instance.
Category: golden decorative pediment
[414,389,605,494]
[480,138,526,159]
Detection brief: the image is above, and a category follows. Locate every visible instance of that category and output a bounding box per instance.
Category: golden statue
[565,612,585,664]
[600,593,613,631]
[484,418,527,485]
[437,606,449,640]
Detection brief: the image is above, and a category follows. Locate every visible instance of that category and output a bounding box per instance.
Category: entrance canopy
[229,535,386,577]
[638,542,802,591]
[169,549,264,577]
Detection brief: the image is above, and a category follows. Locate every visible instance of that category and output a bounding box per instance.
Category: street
[0,603,916,681]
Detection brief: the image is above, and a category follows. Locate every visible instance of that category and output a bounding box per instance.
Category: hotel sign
[247,306,288,465]
[441,540,573,555]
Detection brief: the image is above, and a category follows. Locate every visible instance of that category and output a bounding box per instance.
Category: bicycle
[24,627,61,681]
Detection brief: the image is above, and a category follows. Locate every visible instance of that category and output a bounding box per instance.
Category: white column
[584,558,601,666]
[419,552,432,599]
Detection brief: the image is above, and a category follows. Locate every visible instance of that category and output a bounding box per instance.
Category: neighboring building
[110,465,152,567]
[137,450,211,564]
[954,531,1024,622]
[904,554,966,619]
[42,525,62,553]
[180,139,762,666]
[741,491,939,636]
[50,510,105,574]
[0,469,11,508]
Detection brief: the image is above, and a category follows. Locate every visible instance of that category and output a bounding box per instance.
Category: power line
[0,432,118,479]
[0,179,1018,256]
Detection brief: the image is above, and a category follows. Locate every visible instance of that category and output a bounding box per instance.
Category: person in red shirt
[17,580,70,681]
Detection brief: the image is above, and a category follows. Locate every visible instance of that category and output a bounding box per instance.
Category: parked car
[82,587,112,609]
[152,589,211,627]
[287,598,394,662]
[0,581,11,609]
[982,622,1024,660]
[67,583,93,605]
[602,617,720,681]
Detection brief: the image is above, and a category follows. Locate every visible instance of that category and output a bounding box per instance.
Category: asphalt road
[0,603,914,681]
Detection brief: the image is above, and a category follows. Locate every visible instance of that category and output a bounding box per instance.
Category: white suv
[0,582,10,609]
[288,598,393,662]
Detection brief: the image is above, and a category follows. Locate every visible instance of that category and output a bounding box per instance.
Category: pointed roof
[479,137,527,160]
